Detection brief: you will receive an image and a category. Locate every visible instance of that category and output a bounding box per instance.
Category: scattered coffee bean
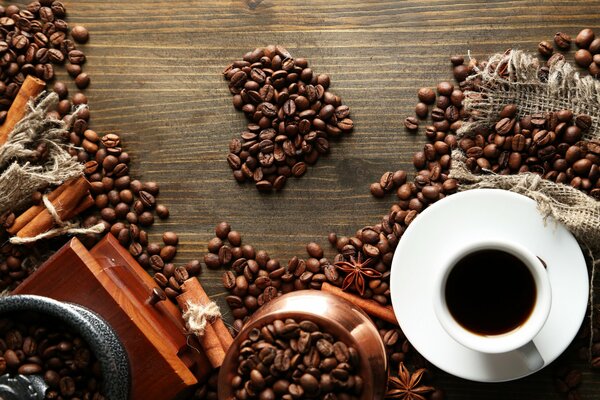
[71,25,89,43]
[554,32,572,49]
[538,40,554,57]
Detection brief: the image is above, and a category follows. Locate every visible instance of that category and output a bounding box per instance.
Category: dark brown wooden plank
[13,0,600,397]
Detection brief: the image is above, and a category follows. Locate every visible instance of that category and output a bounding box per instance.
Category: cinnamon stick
[7,178,76,235]
[177,278,233,368]
[0,75,46,147]
[321,282,398,325]
[16,176,90,238]
[65,194,94,221]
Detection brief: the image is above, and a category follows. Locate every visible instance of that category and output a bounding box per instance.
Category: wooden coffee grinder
[14,234,212,400]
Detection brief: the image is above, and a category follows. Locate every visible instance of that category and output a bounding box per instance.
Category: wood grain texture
[10,0,600,397]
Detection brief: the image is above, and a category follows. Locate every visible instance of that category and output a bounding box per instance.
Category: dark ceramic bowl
[0,295,130,400]
[219,290,387,400]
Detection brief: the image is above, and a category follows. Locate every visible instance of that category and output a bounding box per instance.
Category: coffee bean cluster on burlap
[231,318,363,400]
[224,46,354,192]
[0,1,91,124]
[461,105,600,197]
[0,313,104,399]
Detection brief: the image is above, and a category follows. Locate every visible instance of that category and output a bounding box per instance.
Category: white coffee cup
[433,240,552,371]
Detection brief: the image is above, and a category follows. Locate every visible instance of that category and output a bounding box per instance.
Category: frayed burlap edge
[0,92,85,215]
[461,49,600,139]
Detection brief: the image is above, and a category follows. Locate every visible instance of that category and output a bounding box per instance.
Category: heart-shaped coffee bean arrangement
[223,46,354,192]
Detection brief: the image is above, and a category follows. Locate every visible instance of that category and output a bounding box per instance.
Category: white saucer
[390,189,589,382]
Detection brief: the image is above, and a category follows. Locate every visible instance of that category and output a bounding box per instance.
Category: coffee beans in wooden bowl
[230,317,363,400]
[218,291,387,400]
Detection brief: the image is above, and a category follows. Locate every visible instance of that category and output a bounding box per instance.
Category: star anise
[334,253,382,296]
[385,363,434,400]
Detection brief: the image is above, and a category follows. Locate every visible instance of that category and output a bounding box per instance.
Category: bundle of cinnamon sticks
[7,176,93,239]
[177,278,233,368]
[1,76,94,239]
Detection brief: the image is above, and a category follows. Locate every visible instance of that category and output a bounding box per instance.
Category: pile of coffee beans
[461,105,600,197]
[231,318,363,400]
[0,1,91,123]
[206,222,340,334]
[224,46,354,192]
[65,96,203,299]
[537,29,600,78]
[0,312,104,399]
[0,94,199,295]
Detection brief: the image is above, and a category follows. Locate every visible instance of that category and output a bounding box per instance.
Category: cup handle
[517,341,544,371]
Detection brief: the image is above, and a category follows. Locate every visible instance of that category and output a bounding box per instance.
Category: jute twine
[450,49,600,359]
[181,300,222,337]
[8,194,105,245]
[0,92,84,215]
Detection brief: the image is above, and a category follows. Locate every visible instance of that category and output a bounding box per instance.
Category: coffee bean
[575,49,593,68]
[370,183,385,198]
[222,271,238,290]
[162,231,178,246]
[160,245,177,262]
[576,28,595,49]
[291,162,307,177]
[18,362,42,375]
[306,243,323,259]
[436,81,454,96]
[418,87,436,104]
[575,114,592,131]
[155,204,169,219]
[538,41,554,57]
[415,102,429,119]
[69,24,90,43]
[554,32,572,49]
[404,116,419,131]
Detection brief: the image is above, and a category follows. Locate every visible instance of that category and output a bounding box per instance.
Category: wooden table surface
[12,0,600,398]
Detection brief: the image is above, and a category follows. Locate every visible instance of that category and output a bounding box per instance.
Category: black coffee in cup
[445,249,537,336]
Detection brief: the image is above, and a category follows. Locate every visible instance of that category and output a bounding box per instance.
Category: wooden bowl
[218,290,387,399]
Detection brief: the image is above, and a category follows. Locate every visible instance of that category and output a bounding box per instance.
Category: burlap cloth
[449,50,600,357]
[0,92,84,216]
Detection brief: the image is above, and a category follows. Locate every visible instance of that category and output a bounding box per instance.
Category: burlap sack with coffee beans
[0,93,83,216]
[449,49,600,357]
